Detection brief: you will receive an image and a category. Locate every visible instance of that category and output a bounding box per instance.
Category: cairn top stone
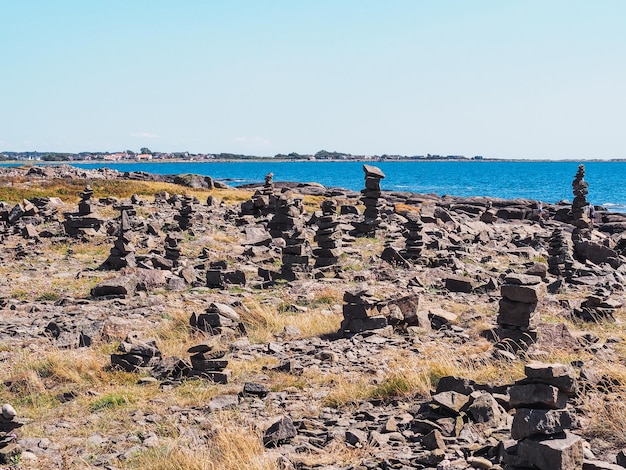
[363,164,385,179]
[503,273,542,286]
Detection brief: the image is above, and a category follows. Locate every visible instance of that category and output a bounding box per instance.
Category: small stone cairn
[268,193,311,279]
[190,302,245,337]
[241,172,276,216]
[164,233,183,266]
[401,210,424,260]
[103,209,136,269]
[0,403,23,464]
[574,287,623,322]
[339,286,387,334]
[110,333,162,372]
[495,274,545,352]
[355,164,386,235]
[313,199,342,268]
[571,165,591,255]
[504,362,581,470]
[187,342,229,384]
[78,185,95,215]
[63,185,104,237]
[174,195,195,230]
[547,227,574,278]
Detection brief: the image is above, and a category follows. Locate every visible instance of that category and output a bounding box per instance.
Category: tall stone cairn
[495,274,545,352]
[164,233,183,266]
[571,165,591,254]
[78,185,95,215]
[175,195,195,230]
[504,362,582,470]
[267,193,311,279]
[313,199,342,268]
[104,209,136,269]
[401,210,424,259]
[356,164,386,235]
[547,228,574,277]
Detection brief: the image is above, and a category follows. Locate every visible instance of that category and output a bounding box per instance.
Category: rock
[208,394,239,412]
[509,383,568,409]
[422,429,446,450]
[445,275,475,293]
[501,282,546,303]
[1,404,16,420]
[263,416,297,448]
[91,276,137,297]
[517,430,583,470]
[582,459,626,469]
[524,362,577,395]
[432,391,470,414]
[511,408,578,440]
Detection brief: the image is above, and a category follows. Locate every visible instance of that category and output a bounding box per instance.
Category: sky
[1,1,625,159]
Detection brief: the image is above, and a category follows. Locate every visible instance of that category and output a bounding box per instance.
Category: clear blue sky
[2,1,625,159]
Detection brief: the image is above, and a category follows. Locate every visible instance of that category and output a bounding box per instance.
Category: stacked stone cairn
[63,185,105,237]
[0,403,23,464]
[164,233,182,266]
[103,209,136,269]
[241,172,276,216]
[268,193,311,279]
[186,342,229,384]
[174,195,195,230]
[504,362,581,470]
[190,302,245,337]
[355,164,386,235]
[14,243,27,259]
[574,287,623,322]
[110,333,162,373]
[548,228,574,278]
[313,199,342,268]
[401,210,424,260]
[571,165,591,257]
[340,285,387,334]
[495,274,545,352]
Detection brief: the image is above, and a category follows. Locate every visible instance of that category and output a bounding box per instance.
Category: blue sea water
[5,160,626,211]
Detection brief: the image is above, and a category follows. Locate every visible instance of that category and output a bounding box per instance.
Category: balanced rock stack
[63,185,104,237]
[355,164,386,235]
[495,274,545,352]
[313,199,342,268]
[164,233,182,266]
[547,228,574,278]
[187,343,229,384]
[504,362,581,470]
[103,209,136,269]
[0,403,23,464]
[241,172,276,216]
[78,185,95,215]
[175,195,196,230]
[339,286,386,334]
[110,333,162,373]
[190,302,244,337]
[574,287,623,322]
[571,165,591,252]
[401,210,424,259]
[267,193,311,279]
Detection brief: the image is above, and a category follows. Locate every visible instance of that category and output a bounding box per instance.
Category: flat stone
[511,408,578,440]
[523,362,577,394]
[501,282,546,303]
[509,383,568,409]
[504,273,542,285]
[432,391,469,414]
[518,431,583,470]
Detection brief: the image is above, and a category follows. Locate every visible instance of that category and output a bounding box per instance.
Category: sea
[4,160,626,212]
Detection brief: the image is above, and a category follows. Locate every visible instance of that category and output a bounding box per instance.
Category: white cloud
[131,132,160,139]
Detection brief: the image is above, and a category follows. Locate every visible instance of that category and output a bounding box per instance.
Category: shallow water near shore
[6,160,626,212]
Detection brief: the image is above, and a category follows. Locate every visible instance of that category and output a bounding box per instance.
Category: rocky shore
[1,164,626,469]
